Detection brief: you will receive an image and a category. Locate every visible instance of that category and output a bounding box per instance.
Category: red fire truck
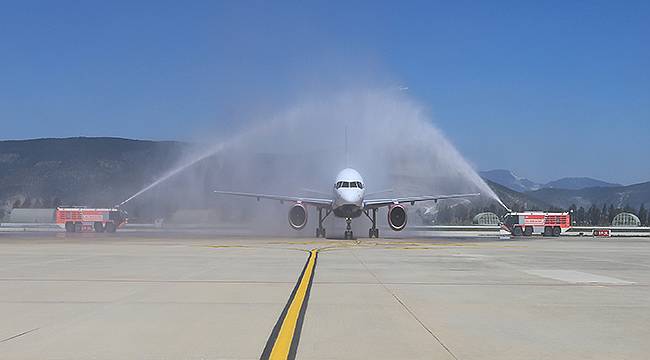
[503,211,571,237]
[56,207,128,233]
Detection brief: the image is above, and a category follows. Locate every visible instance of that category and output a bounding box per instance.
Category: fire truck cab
[503,211,570,237]
[56,207,128,233]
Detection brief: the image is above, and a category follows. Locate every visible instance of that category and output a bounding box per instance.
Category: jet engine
[288,203,308,230]
[388,204,407,231]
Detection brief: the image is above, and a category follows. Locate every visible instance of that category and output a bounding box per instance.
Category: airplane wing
[213,190,333,208]
[363,193,480,209]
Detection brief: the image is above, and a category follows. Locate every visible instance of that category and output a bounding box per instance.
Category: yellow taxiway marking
[261,249,318,360]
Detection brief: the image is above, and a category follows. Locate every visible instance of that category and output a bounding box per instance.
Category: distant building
[612,212,641,227]
[473,212,500,225]
[4,208,56,223]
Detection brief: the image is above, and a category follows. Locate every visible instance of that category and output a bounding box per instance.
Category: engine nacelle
[388,204,407,231]
[288,203,308,230]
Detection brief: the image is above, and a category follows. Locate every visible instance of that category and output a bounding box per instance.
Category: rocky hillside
[480,169,621,192]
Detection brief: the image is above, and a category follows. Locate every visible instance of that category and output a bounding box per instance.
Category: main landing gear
[315,208,379,240]
[315,208,331,238]
[364,208,379,238]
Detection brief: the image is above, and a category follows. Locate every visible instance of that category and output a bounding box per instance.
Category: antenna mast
[345,125,349,167]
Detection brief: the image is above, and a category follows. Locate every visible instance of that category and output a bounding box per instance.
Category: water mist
[121,88,508,232]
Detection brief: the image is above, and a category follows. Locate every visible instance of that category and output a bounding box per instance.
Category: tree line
[567,203,648,226]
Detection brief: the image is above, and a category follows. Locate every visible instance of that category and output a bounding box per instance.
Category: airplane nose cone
[340,190,362,204]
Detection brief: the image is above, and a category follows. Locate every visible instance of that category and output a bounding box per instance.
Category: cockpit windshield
[335,181,364,189]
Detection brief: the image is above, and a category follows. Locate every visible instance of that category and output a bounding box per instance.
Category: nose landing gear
[344,217,354,240]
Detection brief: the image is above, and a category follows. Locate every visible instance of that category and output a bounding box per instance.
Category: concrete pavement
[0,233,648,359]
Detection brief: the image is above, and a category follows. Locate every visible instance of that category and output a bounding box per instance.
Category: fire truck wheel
[74,222,82,232]
[105,222,117,233]
[524,226,533,236]
[65,222,74,233]
[543,227,552,236]
[513,226,523,236]
[94,222,105,233]
[553,226,561,237]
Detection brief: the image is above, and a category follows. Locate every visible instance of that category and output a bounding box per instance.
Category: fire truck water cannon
[56,207,128,233]
[503,211,571,237]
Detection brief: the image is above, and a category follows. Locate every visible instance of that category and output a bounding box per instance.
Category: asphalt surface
[0,232,648,359]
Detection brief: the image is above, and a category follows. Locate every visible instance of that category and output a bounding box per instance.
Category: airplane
[214,168,479,239]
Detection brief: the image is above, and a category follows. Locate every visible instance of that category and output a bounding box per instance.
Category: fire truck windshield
[504,214,518,226]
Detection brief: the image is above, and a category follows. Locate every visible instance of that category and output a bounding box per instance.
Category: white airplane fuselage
[213,165,479,239]
[332,168,365,218]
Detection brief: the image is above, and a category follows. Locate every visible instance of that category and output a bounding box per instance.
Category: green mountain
[2,137,647,223]
[526,182,650,209]
[0,137,186,213]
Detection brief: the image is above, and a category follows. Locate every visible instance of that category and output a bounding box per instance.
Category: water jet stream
[116,89,511,223]
[117,142,228,207]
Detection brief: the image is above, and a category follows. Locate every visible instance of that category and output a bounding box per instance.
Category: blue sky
[1,1,648,184]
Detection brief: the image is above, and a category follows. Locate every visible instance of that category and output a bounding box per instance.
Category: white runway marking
[525,270,635,285]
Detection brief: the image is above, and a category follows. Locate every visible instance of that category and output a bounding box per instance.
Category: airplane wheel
[316,228,320,238]
[375,228,379,238]
[369,228,373,238]
[322,228,326,238]
[349,231,353,239]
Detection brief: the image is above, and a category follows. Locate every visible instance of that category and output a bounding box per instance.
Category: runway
[0,232,648,359]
